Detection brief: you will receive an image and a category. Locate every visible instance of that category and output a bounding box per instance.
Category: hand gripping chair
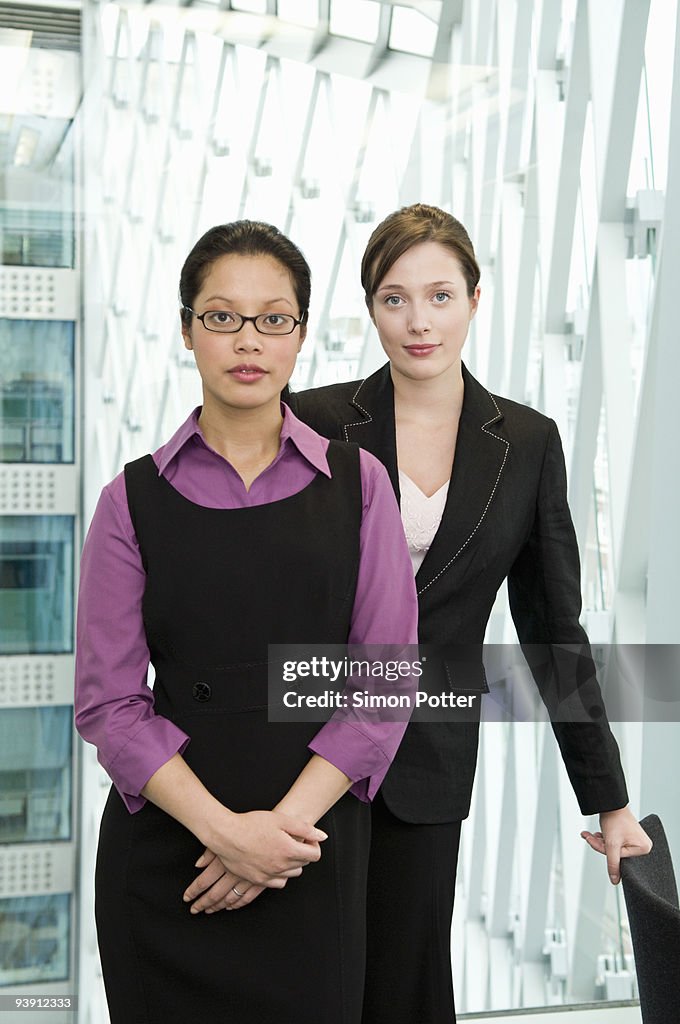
[620,814,680,1022]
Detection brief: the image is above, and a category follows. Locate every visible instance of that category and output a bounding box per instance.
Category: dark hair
[361,204,480,308]
[179,220,311,328]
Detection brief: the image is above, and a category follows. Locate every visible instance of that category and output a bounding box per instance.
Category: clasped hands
[182,807,326,916]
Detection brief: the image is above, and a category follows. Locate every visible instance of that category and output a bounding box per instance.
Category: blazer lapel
[343,365,401,499]
[339,362,510,598]
[415,365,510,596]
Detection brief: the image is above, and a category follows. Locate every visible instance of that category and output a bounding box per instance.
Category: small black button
[192,682,212,702]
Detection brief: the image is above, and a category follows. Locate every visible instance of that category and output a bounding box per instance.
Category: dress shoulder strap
[123,454,160,562]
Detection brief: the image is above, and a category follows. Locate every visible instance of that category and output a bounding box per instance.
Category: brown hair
[179,220,311,329]
[360,204,480,309]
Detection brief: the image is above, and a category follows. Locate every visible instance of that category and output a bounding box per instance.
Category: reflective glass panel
[0,320,75,463]
[277,0,318,28]
[0,116,75,268]
[0,708,71,843]
[643,0,677,192]
[329,0,381,43]
[389,5,439,57]
[0,516,74,655]
[231,0,268,13]
[0,894,69,986]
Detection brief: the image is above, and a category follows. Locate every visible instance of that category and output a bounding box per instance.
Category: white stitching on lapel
[343,379,370,443]
[416,391,509,597]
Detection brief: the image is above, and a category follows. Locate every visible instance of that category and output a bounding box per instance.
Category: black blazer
[287,363,629,823]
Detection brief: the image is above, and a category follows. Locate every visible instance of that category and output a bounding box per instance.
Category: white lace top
[399,470,450,575]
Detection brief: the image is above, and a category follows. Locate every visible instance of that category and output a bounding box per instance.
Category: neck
[391,359,464,420]
[197,395,283,462]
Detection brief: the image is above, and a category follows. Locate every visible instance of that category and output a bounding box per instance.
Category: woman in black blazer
[286,204,652,1024]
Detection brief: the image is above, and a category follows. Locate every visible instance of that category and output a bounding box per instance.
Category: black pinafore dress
[94,442,370,1024]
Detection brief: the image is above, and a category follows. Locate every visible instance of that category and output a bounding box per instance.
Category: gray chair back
[620,814,680,1023]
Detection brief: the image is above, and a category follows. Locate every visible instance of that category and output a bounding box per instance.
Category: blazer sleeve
[507,419,629,814]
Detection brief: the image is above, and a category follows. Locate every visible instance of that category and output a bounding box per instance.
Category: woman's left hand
[581,806,653,884]
[183,849,265,913]
[184,753,348,913]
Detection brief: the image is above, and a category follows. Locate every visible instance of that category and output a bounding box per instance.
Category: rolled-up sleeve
[75,478,190,813]
[308,449,419,800]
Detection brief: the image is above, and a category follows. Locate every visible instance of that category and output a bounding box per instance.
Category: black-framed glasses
[183,307,307,336]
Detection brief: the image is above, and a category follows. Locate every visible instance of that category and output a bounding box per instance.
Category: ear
[366,297,376,325]
[468,285,481,320]
[297,324,307,351]
[181,312,193,350]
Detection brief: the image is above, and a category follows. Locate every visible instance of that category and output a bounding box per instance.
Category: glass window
[0,516,74,655]
[0,208,74,270]
[556,0,578,62]
[642,0,677,193]
[329,0,381,43]
[277,0,318,28]
[0,708,72,843]
[0,320,75,464]
[389,5,439,57]
[0,117,75,268]
[625,255,654,414]
[231,0,268,13]
[0,894,70,986]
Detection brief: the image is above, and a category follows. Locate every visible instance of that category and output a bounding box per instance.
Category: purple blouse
[75,405,418,813]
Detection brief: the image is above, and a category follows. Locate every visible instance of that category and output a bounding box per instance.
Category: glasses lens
[255,314,296,335]
[202,311,242,332]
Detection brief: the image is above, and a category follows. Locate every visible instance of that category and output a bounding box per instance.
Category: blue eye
[433,291,451,303]
[385,295,403,306]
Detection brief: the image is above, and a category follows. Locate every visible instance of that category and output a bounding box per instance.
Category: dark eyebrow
[203,295,295,308]
[375,280,457,293]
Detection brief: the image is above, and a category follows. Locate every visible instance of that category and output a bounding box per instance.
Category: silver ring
[232,885,246,897]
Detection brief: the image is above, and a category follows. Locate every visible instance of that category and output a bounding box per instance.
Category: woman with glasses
[75,220,418,1024]
[285,203,652,1024]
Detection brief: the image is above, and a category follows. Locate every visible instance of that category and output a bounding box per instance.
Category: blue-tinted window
[0,320,75,463]
[0,209,75,270]
[0,517,74,655]
[0,116,74,269]
[0,708,72,843]
[0,894,70,986]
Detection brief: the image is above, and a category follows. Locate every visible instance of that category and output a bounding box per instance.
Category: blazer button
[192,682,212,702]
